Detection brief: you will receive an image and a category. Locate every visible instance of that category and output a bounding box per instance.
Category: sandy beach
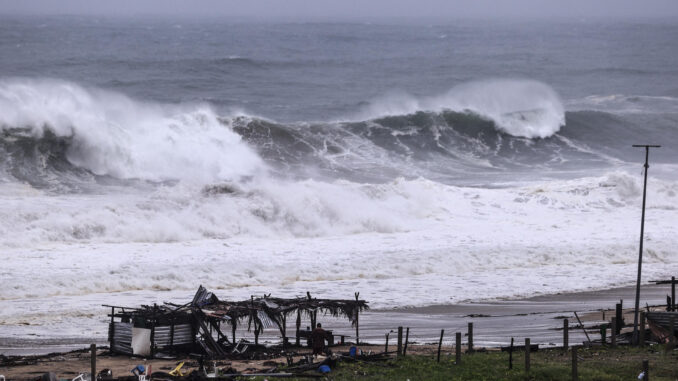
[2,283,673,379]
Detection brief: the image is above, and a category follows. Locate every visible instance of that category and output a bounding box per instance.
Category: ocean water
[1,15,677,341]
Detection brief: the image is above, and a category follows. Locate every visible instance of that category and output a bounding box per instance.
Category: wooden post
[232,321,237,343]
[639,311,646,346]
[643,359,649,381]
[670,316,676,343]
[563,319,569,350]
[615,303,622,335]
[295,309,301,346]
[571,346,578,381]
[455,332,461,364]
[109,307,115,351]
[385,333,389,353]
[397,326,403,356]
[467,322,473,352]
[672,276,676,311]
[355,292,360,345]
[437,329,444,362]
[150,305,156,358]
[90,344,96,380]
[509,337,514,370]
[341,335,345,345]
[403,327,410,356]
[611,318,617,347]
[525,338,530,372]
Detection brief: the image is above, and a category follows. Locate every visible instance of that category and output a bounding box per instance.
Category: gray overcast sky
[1,0,678,20]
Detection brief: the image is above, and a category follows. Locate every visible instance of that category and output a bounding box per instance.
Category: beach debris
[646,311,678,344]
[105,286,368,359]
[168,362,185,377]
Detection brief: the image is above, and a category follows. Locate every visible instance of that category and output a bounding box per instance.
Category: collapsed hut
[106,286,369,358]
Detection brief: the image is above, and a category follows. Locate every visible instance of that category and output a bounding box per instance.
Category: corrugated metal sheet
[646,311,678,332]
[111,322,133,355]
[153,324,194,346]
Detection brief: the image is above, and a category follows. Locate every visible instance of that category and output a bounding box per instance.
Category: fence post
[397,326,403,356]
[509,337,514,370]
[525,338,530,372]
[615,303,622,335]
[90,344,96,380]
[571,346,578,381]
[455,332,461,364]
[403,327,410,356]
[611,318,617,347]
[643,359,649,381]
[467,322,473,352]
[437,329,444,362]
[673,276,676,311]
[563,318,569,350]
[385,333,389,353]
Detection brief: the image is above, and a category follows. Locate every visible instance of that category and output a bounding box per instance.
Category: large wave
[0,78,266,186]
[353,79,566,139]
[0,78,630,189]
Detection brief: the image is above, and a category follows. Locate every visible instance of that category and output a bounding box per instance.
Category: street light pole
[631,144,660,344]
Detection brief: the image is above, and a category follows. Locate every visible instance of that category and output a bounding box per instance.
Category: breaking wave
[0,78,266,187]
[353,79,566,138]
[0,78,640,190]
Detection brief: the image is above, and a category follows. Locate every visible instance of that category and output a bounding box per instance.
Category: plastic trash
[131,365,146,375]
[638,371,646,380]
[318,365,331,373]
[349,346,357,357]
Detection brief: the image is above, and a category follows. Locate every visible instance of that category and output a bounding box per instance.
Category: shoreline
[2,283,672,356]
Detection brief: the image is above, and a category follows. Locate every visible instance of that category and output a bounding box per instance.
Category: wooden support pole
[615,303,622,335]
[437,329,444,362]
[467,322,473,352]
[455,332,461,364]
[355,292,360,345]
[295,310,301,346]
[525,338,530,372]
[109,307,115,351]
[403,327,410,356]
[611,318,617,347]
[639,311,646,346]
[385,333,389,353]
[571,347,578,381]
[672,276,676,311]
[90,344,96,380]
[563,319,569,350]
[232,322,237,343]
[150,306,156,358]
[397,326,403,356]
[508,337,514,370]
[643,360,650,380]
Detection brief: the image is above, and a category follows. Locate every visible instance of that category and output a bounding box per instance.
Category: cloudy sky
[1,0,677,20]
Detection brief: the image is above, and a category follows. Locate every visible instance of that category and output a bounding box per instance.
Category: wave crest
[355,79,565,139]
[0,78,265,184]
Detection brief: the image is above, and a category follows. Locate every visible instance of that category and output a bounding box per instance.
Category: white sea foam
[1,171,677,340]
[566,94,678,114]
[0,78,265,182]
[354,79,566,139]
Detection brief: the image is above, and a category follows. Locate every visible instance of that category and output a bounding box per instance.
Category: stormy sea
[1,16,677,345]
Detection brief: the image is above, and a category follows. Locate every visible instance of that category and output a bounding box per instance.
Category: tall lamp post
[631,144,660,344]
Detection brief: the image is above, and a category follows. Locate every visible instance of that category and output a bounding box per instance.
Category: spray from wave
[354,79,566,139]
[0,78,265,184]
